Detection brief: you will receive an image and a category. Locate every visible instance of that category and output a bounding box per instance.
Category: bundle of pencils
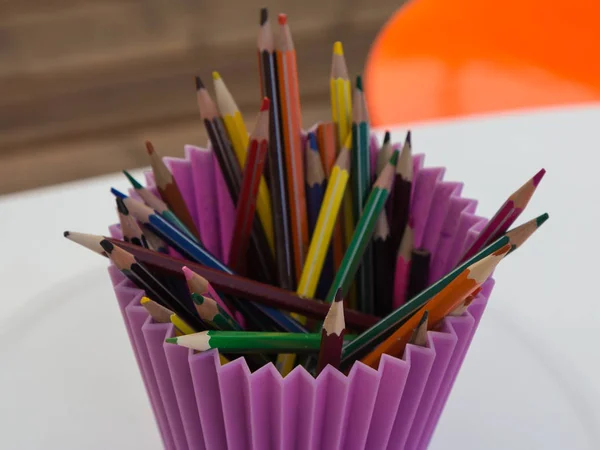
[65,7,549,379]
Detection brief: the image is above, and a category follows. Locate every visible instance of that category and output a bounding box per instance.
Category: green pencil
[339,213,549,367]
[324,150,398,304]
[166,331,356,353]
[191,292,242,331]
[351,75,374,314]
[122,170,199,243]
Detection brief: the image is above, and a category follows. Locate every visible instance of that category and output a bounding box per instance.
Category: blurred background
[0,0,402,195]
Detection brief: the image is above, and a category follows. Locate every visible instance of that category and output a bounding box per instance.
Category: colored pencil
[228,98,271,274]
[406,248,431,299]
[166,331,353,354]
[106,238,379,330]
[408,310,429,347]
[376,132,394,181]
[373,211,394,317]
[170,313,197,335]
[392,222,414,308]
[324,150,398,304]
[458,168,546,264]
[191,294,242,331]
[116,197,148,248]
[181,266,238,322]
[144,141,200,240]
[195,75,277,285]
[317,122,344,270]
[140,296,174,323]
[361,245,510,368]
[277,13,309,283]
[98,239,204,331]
[351,75,374,313]
[114,196,304,333]
[390,132,413,256]
[317,289,345,374]
[257,8,295,289]
[212,71,275,252]
[297,145,351,299]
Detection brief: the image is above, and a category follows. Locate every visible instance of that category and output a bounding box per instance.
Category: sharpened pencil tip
[405,130,412,146]
[111,187,127,199]
[191,294,204,305]
[212,71,221,81]
[334,288,343,303]
[260,97,270,112]
[195,76,204,91]
[140,296,150,305]
[123,170,143,189]
[116,197,129,215]
[278,13,287,25]
[533,168,546,186]
[536,212,549,227]
[63,231,70,238]
[144,141,155,155]
[356,75,363,91]
[165,338,177,344]
[418,310,429,326]
[182,266,195,281]
[389,149,400,166]
[307,131,318,150]
[383,131,391,144]
[333,41,343,56]
[260,7,268,25]
[99,240,114,253]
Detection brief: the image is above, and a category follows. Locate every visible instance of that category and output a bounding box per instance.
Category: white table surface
[1,105,599,449]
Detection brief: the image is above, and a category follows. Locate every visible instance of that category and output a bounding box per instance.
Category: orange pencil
[361,244,510,369]
[276,13,308,281]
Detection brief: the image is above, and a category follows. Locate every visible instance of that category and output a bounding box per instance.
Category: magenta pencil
[187,145,223,259]
[212,152,235,262]
[393,223,414,308]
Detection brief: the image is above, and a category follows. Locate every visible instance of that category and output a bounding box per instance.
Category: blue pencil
[118,191,307,334]
[305,133,333,299]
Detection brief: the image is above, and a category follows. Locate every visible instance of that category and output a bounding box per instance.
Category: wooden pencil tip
[355,75,363,91]
[99,239,114,254]
[145,140,155,155]
[116,196,129,215]
[334,288,343,303]
[260,7,268,25]
[533,168,546,186]
[405,130,412,146]
[278,13,287,25]
[307,131,318,150]
[333,41,344,55]
[123,170,143,189]
[383,131,391,144]
[212,71,221,81]
[195,76,204,91]
[182,266,195,281]
[260,97,270,112]
[63,231,70,238]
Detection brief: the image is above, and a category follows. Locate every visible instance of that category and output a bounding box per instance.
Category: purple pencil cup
[106,132,497,449]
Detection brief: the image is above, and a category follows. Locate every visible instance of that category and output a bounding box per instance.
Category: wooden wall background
[0,0,402,194]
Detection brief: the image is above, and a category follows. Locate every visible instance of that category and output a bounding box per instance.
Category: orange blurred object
[365,0,600,127]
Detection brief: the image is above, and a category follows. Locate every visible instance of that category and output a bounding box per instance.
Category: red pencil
[228,98,271,274]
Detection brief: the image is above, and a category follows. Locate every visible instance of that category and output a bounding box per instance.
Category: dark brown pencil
[390,131,413,256]
[317,289,345,374]
[258,7,295,290]
[408,310,429,346]
[195,75,277,285]
[145,141,200,240]
[406,248,431,300]
[108,237,379,330]
[116,197,149,248]
[98,239,205,331]
[373,211,394,317]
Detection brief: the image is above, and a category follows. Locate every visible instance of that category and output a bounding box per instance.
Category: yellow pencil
[169,313,229,365]
[276,144,351,375]
[212,71,275,254]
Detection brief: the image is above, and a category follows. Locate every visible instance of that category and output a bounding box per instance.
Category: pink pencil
[393,222,414,308]
[458,168,545,264]
[187,145,223,259]
[212,152,236,263]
